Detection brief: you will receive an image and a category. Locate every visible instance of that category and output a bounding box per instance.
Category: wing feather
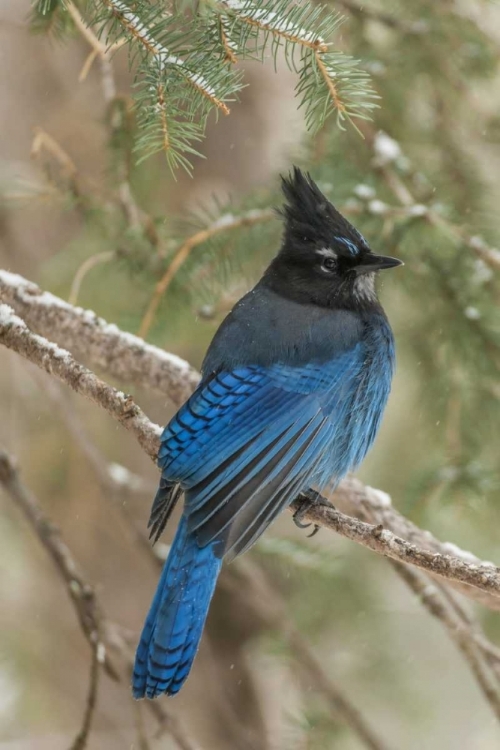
[153,346,366,558]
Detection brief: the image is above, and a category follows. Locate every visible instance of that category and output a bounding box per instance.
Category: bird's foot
[292,489,333,538]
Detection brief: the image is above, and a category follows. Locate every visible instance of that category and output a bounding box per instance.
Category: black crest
[280,167,367,254]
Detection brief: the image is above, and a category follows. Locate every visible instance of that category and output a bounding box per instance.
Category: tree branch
[0,303,161,460]
[226,559,392,750]
[0,271,199,404]
[2,278,500,611]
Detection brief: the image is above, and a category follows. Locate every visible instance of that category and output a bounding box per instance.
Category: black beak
[354,254,403,276]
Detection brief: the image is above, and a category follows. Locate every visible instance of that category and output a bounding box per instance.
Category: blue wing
[153,342,369,561]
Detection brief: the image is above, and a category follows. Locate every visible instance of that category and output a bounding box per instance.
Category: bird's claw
[292,489,333,538]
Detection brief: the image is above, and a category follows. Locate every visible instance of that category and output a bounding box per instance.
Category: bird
[132,167,402,700]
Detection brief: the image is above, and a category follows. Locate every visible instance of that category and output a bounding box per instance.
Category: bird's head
[264,167,402,309]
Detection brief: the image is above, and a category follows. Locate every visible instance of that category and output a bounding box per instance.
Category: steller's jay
[133,167,402,699]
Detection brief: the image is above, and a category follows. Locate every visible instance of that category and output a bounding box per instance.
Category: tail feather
[133,515,222,699]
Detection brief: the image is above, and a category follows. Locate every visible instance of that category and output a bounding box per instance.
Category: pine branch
[223,0,329,53]
[31,0,378,171]
[101,0,230,114]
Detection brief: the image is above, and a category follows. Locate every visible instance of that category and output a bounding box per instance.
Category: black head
[263,167,402,309]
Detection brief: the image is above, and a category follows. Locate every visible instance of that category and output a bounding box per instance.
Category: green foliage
[30,0,376,172]
[30,0,75,37]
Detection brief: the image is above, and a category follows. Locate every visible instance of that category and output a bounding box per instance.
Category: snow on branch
[102,0,229,114]
[0,303,161,461]
[0,270,200,404]
[224,0,328,51]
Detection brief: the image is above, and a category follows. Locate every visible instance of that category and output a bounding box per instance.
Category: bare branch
[68,251,115,306]
[0,271,200,405]
[0,449,200,750]
[27,366,156,496]
[290,491,500,604]
[70,645,101,750]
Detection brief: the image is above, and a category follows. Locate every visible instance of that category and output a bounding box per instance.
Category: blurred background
[1,0,500,748]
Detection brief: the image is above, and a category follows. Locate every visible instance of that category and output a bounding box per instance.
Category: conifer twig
[314,50,346,114]
[102,0,230,115]
[224,0,328,52]
[220,19,238,63]
[138,208,275,339]
[362,125,500,271]
[67,0,143,229]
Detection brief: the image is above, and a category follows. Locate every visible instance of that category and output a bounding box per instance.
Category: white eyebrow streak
[315,247,337,259]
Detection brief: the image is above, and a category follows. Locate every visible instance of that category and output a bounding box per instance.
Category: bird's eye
[321,257,337,273]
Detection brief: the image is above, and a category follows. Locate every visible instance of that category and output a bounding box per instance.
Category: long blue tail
[132,515,222,699]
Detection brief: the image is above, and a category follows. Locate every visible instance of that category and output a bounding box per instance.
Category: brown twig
[290,492,500,601]
[0,450,117,682]
[68,251,115,305]
[67,0,143,229]
[156,84,171,153]
[314,50,346,114]
[138,209,275,338]
[220,19,238,64]
[70,643,101,750]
